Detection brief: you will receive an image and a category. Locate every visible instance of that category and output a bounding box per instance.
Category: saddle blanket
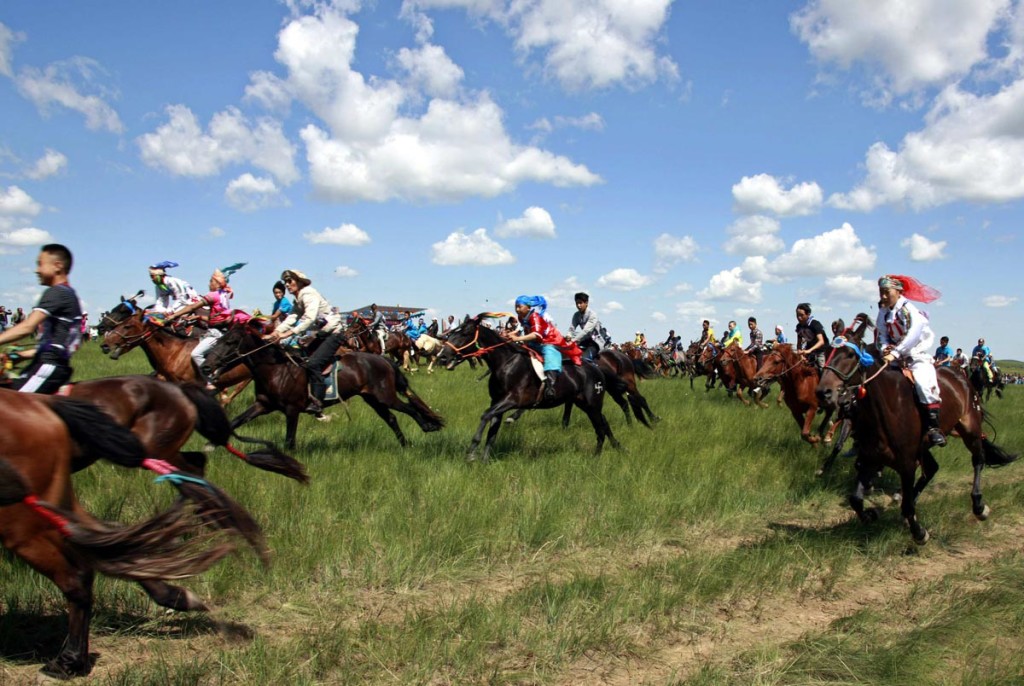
[324,361,340,401]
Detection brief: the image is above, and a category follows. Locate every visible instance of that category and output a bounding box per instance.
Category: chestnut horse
[203,320,444,450]
[817,315,1017,544]
[98,296,251,404]
[342,317,420,371]
[699,342,767,408]
[440,314,620,462]
[0,391,252,678]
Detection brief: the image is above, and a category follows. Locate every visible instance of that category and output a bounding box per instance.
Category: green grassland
[2,342,1023,685]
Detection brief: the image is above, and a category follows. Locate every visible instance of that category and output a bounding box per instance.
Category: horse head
[816,313,877,410]
[100,300,149,358]
[203,319,265,381]
[753,343,795,386]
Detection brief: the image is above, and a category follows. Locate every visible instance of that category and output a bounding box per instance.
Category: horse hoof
[861,508,879,524]
[914,529,930,545]
[315,413,333,423]
[975,504,991,521]
[814,468,824,477]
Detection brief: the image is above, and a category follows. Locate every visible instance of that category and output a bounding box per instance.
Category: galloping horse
[699,342,767,407]
[682,340,716,390]
[754,343,835,449]
[98,295,252,404]
[817,315,1017,544]
[440,314,620,462]
[204,320,444,450]
[969,356,1005,402]
[345,317,441,373]
[0,391,254,678]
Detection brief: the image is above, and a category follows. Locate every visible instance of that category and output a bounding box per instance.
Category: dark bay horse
[98,296,252,404]
[440,315,620,461]
[0,391,251,678]
[817,316,1017,544]
[969,357,1005,402]
[203,320,444,450]
[700,342,767,408]
[343,317,419,371]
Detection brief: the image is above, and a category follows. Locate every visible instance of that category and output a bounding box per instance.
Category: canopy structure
[346,304,428,328]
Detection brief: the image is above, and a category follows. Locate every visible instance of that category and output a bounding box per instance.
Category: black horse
[817,314,1016,544]
[439,314,620,462]
[203,320,443,450]
[968,357,1004,402]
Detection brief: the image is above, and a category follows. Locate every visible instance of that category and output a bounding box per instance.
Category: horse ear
[133,289,145,301]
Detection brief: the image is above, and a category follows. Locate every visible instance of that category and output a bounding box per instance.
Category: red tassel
[23,495,72,538]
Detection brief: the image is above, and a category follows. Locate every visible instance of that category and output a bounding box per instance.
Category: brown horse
[700,342,767,408]
[0,391,252,678]
[98,296,251,404]
[754,343,835,448]
[203,320,444,450]
[344,317,420,372]
[817,315,1017,544]
[439,315,620,462]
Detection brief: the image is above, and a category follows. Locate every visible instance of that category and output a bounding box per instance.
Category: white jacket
[275,286,341,336]
[876,295,934,360]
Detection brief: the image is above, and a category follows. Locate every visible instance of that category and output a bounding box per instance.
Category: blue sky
[1,0,1021,358]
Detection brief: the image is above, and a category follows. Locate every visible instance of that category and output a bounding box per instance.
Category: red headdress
[878,274,941,303]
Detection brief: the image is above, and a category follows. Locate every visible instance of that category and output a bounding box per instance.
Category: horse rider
[794,303,828,372]
[0,244,83,394]
[771,324,787,345]
[261,269,343,416]
[634,331,647,348]
[971,338,995,383]
[566,291,608,362]
[509,295,582,401]
[954,347,969,369]
[745,316,765,369]
[427,317,440,337]
[368,303,388,352]
[721,320,742,348]
[165,263,248,390]
[876,274,946,448]
[934,335,953,368]
[698,319,715,346]
[148,260,201,314]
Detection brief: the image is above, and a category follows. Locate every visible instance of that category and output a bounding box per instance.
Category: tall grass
[2,342,1022,684]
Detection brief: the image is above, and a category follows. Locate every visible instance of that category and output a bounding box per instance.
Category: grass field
[2,342,1023,685]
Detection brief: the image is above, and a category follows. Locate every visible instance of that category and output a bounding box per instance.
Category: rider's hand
[883,352,896,363]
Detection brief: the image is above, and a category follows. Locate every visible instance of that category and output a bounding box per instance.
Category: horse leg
[365,396,408,447]
[900,469,929,544]
[913,449,940,498]
[469,400,514,461]
[505,408,526,424]
[562,401,572,429]
[229,401,270,433]
[137,579,209,612]
[219,377,252,407]
[963,434,991,520]
[849,462,879,524]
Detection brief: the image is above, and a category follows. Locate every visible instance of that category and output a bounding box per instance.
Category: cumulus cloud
[606,300,624,311]
[983,295,1018,307]
[769,222,876,278]
[0,185,42,218]
[732,174,823,216]
[396,43,464,98]
[334,265,359,278]
[901,232,946,261]
[495,206,555,238]
[697,267,762,303]
[653,233,699,272]
[431,228,515,266]
[303,223,371,245]
[225,173,289,212]
[723,215,784,256]
[823,274,877,302]
[209,226,226,238]
[651,311,667,322]
[790,0,1006,97]
[0,22,23,77]
[138,105,299,185]
[0,227,54,247]
[24,148,67,180]
[675,300,714,319]
[15,57,123,133]
[405,0,678,91]
[597,267,653,291]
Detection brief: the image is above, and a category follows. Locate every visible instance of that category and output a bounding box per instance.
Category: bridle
[443,323,513,359]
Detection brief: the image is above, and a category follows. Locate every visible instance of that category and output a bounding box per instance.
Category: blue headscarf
[515,295,547,316]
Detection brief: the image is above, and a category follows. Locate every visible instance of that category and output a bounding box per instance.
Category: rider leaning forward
[507,295,581,401]
[875,274,946,448]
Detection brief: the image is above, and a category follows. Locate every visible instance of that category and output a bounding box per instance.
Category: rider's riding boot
[925,405,946,448]
[543,371,558,401]
[305,372,326,415]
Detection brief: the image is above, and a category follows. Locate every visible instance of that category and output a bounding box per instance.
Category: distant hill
[996,359,1023,372]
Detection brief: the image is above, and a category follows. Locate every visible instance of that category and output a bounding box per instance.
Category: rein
[444,325,514,359]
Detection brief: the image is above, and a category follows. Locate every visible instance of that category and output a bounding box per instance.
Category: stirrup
[926,429,947,448]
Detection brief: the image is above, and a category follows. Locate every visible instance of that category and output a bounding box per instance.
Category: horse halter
[443,322,510,359]
[823,336,879,386]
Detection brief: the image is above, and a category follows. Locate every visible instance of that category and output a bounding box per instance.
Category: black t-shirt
[34,284,83,364]
[796,317,828,352]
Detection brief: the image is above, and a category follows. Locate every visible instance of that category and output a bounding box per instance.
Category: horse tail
[47,396,147,469]
[0,457,234,580]
[982,435,1018,467]
[179,383,309,485]
[393,365,445,432]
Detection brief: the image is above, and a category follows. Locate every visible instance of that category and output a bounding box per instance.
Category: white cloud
[0,185,42,217]
[697,267,762,303]
[396,43,464,98]
[723,215,784,256]
[769,222,876,278]
[0,227,54,246]
[495,206,555,238]
[983,295,1019,307]
[554,112,605,131]
[209,226,226,238]
[303,223,371,245]
[653,233,699,272]
[225,173,289,212]
[25,148,67,180]
[732,174,823,216]
[829,78,1024,210]
[597,267,653,291]
[0,22,23,77]
[675,300,714,319]
[137,105,299,185]
[667,282,692,295]
[431,228,515,266]
[606,300,624,311]
[823,274,877,302]
[790,0,1006,97]
[900,232,946,261]
[651,311,667,322]
[334,265,359,278]
[15,57,123,133]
